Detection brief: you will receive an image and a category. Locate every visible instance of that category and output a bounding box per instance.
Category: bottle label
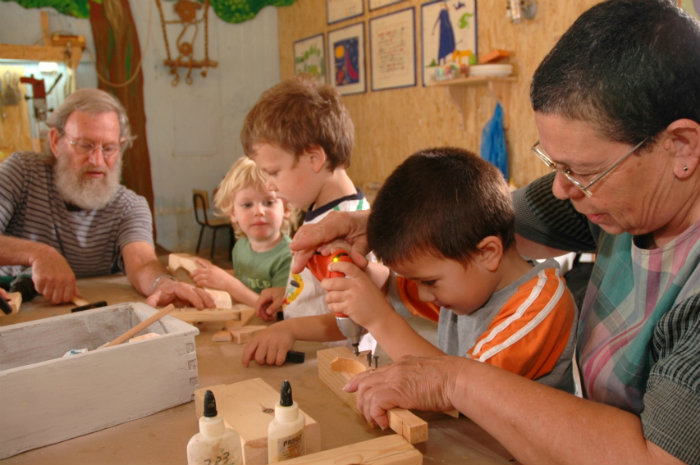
[275,430,305,460]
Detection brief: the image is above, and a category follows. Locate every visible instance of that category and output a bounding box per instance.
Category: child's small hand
[241,322,295,367]
[190,258,233,290]
[321,260,392,330]
[255,287,285,321]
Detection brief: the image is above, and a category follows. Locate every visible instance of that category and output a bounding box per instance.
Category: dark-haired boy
[324,147,578,391]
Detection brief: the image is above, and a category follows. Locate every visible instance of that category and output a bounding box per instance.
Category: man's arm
[0,234,78,304]
[121,241,215,309]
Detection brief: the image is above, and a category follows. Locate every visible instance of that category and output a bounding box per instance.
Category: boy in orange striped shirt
[323,147,578,392]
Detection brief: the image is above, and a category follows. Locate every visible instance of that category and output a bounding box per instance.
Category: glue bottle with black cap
[187,389,242,465]
[267,379,305,462]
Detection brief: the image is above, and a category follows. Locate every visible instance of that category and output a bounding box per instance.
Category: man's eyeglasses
[63,134,124,160]
[531,138,647,197]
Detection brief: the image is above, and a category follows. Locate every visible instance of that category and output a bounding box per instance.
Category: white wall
[0,1,280,254]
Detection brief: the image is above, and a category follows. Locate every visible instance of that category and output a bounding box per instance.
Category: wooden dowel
[102,304,175,348]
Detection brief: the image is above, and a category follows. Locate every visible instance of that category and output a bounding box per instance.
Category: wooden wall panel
[278,0,600,189]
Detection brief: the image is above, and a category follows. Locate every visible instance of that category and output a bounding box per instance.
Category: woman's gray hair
[46,88,136,149]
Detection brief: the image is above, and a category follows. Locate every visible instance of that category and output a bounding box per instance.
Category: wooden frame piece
[277,434,421,464]
[317,346,428,444]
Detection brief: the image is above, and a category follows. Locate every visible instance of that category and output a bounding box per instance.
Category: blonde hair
[214,157,299,237]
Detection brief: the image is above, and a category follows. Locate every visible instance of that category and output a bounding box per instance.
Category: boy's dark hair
[240,76,354,170]
[368,147,514,266]
[531,0,700,146]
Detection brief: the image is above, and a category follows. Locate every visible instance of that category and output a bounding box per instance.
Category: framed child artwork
[421,0,478,85]
[294,34,327,84]
[369,7,416,91]
[328,22,366,95]
[327,0,364,24]
[369,0,404,11]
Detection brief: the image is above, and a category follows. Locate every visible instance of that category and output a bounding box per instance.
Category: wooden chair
[192,189,233,259]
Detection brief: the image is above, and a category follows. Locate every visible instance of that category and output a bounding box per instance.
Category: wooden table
[0,275,515,465]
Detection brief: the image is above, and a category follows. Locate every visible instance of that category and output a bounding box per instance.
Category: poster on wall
[328,22,366,95]
[369,0,405,11]
[327,0,364,24]
[421,0,477,85]
[369,7,416,91]
[294,34,327,84]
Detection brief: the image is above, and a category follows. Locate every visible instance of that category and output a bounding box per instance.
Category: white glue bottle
[187,389,243,465]
[267,379,306,462]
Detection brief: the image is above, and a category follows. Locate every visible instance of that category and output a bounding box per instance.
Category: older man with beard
[0,88,214,309]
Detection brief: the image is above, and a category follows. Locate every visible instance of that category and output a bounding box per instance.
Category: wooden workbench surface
[0,274,515,465]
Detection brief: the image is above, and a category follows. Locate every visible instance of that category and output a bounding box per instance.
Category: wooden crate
[0,302,199,459]
[194,378,321,465]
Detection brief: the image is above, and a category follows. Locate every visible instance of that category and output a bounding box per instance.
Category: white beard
[54,154,122,210]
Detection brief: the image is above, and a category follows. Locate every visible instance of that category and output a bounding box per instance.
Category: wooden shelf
[426,75,517,87]
[429,75,517,129]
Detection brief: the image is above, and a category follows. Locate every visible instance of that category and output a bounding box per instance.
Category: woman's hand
[290,210,371,273]
[344,355,462,428]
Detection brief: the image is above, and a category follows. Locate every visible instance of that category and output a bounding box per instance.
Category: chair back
[193,189,212,226]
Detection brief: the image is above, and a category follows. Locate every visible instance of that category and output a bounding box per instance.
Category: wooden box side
[194,378,321,465]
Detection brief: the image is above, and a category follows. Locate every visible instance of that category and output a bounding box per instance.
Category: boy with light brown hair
[240,77,378,355]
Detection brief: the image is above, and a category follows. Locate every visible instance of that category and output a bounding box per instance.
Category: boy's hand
[190,258,233,290]
[241,322,295,367]
[321,260,392,330]
[255,286,285,321]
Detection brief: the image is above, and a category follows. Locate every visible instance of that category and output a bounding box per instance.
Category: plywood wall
[278,0,600,189]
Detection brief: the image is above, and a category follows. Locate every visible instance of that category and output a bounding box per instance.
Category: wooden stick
[102,305,175,349]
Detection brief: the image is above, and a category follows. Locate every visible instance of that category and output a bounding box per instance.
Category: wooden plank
[194,378,321,465]
[277,435,421,465]
[170,307,242,323]
[230,325,267,344]
[318,347,428,444]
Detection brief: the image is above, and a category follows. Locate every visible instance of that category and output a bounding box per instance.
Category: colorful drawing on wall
[680,0,700,20]
[294,34,327,84]
[421,0,477,85]
[328,23,366,95]
[369,7,416,91]
[327,0,364,24]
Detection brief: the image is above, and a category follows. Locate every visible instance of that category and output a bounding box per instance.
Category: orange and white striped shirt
[397,258,577,391]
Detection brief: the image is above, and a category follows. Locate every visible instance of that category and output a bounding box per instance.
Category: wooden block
[212,330,233,342]
[318,347,428,444]
[206,288,233,309]
[171,303,252,324]
[168,253,233,309]
[168,252,200,274]
[276,435,421,465]
[225,306,256,328]
[194,378,321,465]
[230,325,267,344]
[7,292,21,314]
